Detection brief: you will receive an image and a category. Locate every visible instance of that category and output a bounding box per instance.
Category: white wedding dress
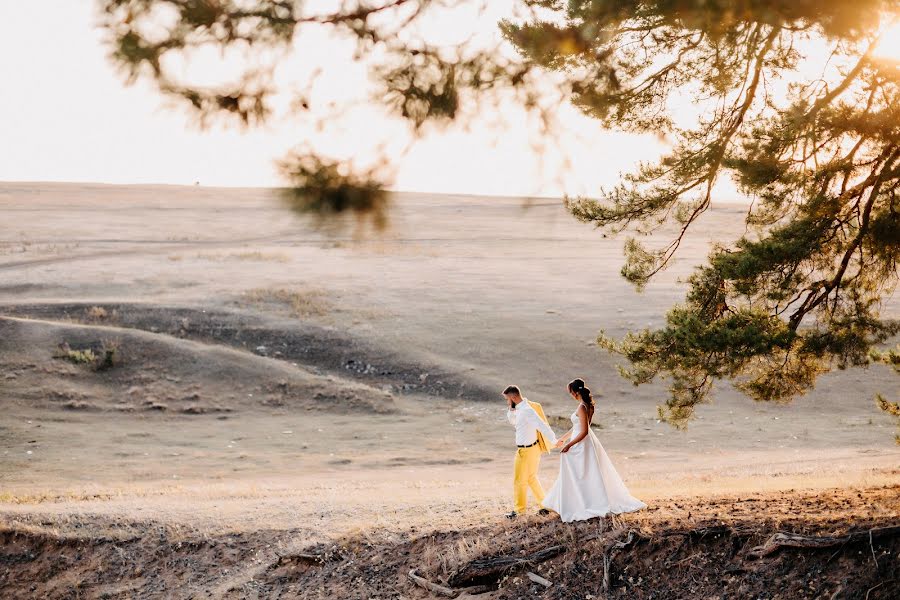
[543,406,646,522]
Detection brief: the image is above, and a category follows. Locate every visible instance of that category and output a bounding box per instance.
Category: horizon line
[0,180,754,206]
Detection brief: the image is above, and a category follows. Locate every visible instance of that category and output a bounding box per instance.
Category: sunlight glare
[872,18,900,61]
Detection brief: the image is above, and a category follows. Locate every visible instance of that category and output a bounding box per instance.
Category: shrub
[54,339,120,371]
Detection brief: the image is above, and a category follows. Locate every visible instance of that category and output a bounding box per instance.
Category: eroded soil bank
[2,484,897,599]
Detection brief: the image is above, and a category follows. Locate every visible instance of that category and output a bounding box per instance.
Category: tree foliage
[510,0,900,435]
[98,0,900,440]
[97,0,532,226]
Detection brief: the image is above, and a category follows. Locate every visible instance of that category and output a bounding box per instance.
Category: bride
[543,378,646,522]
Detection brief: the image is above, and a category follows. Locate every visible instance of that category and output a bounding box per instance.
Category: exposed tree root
[747,525,900,559]
[408,569,458,597]
[447,544,566,588]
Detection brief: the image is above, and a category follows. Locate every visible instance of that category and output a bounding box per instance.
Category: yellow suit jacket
[527,400,551,453]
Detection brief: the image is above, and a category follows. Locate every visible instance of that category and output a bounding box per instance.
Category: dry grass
[196,251,290,262]
[419,533,495,577]
[241,287,330,317]
[0,242,80,256]
[2,480,897,599]
[84,306,110,320]
[53,339,120,371]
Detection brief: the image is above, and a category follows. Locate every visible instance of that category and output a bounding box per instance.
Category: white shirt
[507,398,557,447]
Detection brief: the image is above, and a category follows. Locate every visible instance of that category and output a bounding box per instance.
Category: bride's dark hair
[568,378,593,406]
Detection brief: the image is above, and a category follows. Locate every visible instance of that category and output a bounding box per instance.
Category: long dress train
[543,408,646,522]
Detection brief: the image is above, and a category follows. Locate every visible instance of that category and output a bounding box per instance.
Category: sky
[0,2,700,198]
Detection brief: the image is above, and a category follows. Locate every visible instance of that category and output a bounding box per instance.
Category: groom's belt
[517,440,539,448]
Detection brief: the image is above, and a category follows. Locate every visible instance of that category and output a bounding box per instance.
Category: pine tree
[502,1,900,438]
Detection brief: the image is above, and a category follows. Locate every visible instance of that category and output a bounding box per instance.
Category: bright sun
[872,19,900,61]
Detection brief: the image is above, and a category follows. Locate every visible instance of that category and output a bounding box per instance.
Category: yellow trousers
[513,445,545,513]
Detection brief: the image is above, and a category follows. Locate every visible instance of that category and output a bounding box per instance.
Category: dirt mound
[1,303,495,401]
[0,316,395,415]
[1,485,897,599]
[0,523,274,599]
[244,484,900,600]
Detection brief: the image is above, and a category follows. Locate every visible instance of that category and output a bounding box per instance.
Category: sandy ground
[1,182,899,549]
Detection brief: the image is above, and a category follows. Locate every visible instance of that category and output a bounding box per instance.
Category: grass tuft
[242,287,330,317]
[54,339,121,371]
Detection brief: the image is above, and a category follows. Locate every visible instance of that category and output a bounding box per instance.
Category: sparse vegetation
[242,287,330,318]
[872,347,900,441]
[54,339,120,371]
[196,251,290,262]
[3,484,896,599]
[547,414,603,430]
[230,251,290,262]
[876,394,900,444]
[84,306,109,320]
[55,345,97,365]
[62,400,96,410]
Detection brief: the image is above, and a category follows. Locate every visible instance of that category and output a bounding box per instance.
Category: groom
[503,385,556,519]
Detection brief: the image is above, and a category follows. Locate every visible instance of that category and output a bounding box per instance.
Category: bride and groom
[504,379,646,523]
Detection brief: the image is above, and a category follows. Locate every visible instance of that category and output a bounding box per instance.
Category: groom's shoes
[507,510,551,518]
